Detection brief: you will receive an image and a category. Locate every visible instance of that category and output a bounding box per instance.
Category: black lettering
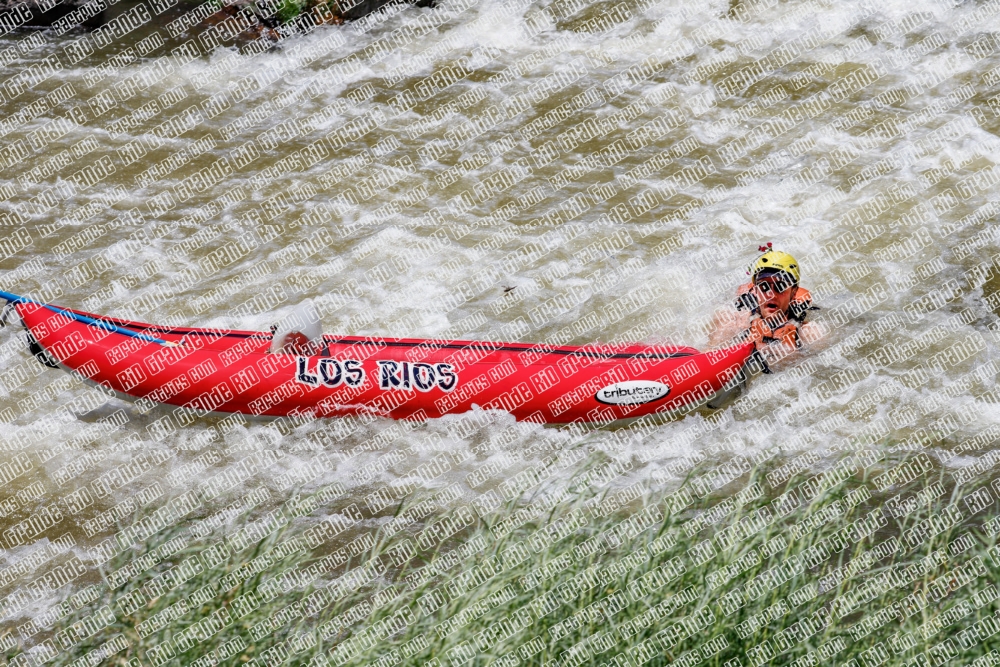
[296,357,319,387]
[412,363,436,392]
[436,363,458,392]
[344,359,365,387]
[318,358,342,387]
[378,360,401,389]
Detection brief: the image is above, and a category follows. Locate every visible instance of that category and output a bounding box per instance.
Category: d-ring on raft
[0,291,764,424]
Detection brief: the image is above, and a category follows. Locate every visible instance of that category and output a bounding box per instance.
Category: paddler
[709,245,818,350]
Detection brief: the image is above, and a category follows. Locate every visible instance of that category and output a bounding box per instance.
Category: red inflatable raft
[2,293,760,424]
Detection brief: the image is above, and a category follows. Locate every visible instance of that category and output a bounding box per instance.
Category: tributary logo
[594,381,670,405]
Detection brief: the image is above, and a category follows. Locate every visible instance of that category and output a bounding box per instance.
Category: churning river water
[2,0,1000,650]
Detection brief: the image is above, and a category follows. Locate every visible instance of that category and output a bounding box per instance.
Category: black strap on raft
[26,331,60,369]
[1,296,60,369]
[751,348,773,374]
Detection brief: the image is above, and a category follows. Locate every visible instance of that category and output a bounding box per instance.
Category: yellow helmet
[751,249,800,284]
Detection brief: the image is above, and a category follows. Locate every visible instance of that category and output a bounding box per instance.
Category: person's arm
[743,318,774,348]
[709,308,752,347]
[769,321,800,349]
[708,309,733,348]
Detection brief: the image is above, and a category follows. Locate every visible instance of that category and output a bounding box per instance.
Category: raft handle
[0,301,15,328]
